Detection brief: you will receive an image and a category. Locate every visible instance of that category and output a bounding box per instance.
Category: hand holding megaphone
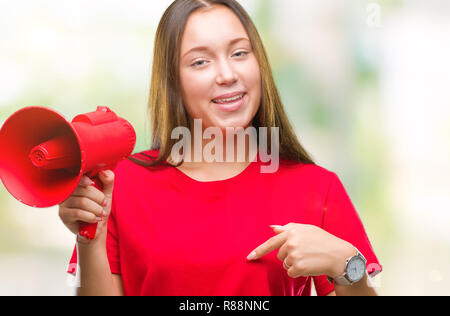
[0,106,136,241]
[58,171,115,243]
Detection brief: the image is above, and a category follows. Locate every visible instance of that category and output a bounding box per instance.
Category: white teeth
[213,93,244,103]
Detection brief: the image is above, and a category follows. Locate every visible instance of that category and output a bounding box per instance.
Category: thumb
[98,170,115,205]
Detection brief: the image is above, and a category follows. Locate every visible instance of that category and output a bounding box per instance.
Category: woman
[62,0,382,296]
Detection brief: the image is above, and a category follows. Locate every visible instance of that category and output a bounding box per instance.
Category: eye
[233,51,249,58]
[191,60,208,68]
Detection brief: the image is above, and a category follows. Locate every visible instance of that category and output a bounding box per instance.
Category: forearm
[334,273,378,296]
[76,237,119,296]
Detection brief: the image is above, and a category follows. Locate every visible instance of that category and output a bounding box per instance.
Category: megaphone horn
[0,106,136,240]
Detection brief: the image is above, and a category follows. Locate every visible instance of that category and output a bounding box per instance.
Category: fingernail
[96,217,102,222]
[81,177,94,186]
[247,251,257,261]
[102,211,107,217]
[103,201,108,207]
[270,225,285,230]
[100,170,109,178]
[77,233,90,243]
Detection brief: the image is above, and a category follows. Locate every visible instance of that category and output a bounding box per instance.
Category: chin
[217,125,242,132]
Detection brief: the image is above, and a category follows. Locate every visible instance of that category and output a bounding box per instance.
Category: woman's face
[179,5,262,132]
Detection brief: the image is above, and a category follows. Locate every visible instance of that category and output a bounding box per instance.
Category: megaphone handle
[78,176,104,240]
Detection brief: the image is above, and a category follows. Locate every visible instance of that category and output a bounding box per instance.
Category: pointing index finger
[247,231,288,261]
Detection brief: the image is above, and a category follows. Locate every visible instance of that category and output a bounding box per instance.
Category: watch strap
[327,274,352,285]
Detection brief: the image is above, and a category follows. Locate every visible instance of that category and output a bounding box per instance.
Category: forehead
[181,5,249,50]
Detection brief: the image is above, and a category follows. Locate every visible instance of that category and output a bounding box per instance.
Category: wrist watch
[327,247,367,285]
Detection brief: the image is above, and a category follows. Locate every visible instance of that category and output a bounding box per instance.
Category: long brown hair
[129,0,315,167]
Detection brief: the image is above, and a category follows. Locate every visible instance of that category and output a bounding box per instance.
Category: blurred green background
[1,0,449,295]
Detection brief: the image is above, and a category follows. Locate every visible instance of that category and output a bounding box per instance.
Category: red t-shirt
[68,149,382,296]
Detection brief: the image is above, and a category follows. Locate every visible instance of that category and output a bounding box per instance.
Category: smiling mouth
[212,93,246,104]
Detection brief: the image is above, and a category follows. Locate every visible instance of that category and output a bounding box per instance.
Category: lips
[212,92,246,104]
[212,93,246,112]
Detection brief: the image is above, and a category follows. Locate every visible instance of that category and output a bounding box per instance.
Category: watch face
[347,256,366,282]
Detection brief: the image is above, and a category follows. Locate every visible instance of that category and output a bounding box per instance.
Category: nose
[215,58,238,85]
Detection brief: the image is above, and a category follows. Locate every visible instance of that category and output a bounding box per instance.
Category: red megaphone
[0,106,136,240]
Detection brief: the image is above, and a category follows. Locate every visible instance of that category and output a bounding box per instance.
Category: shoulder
[276,158,337,187]
[112,149,169,181]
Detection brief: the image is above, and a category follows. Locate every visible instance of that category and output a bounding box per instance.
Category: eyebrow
[182,37,250,59]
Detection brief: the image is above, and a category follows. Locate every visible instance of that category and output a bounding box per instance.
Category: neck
[175,120,258,168]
